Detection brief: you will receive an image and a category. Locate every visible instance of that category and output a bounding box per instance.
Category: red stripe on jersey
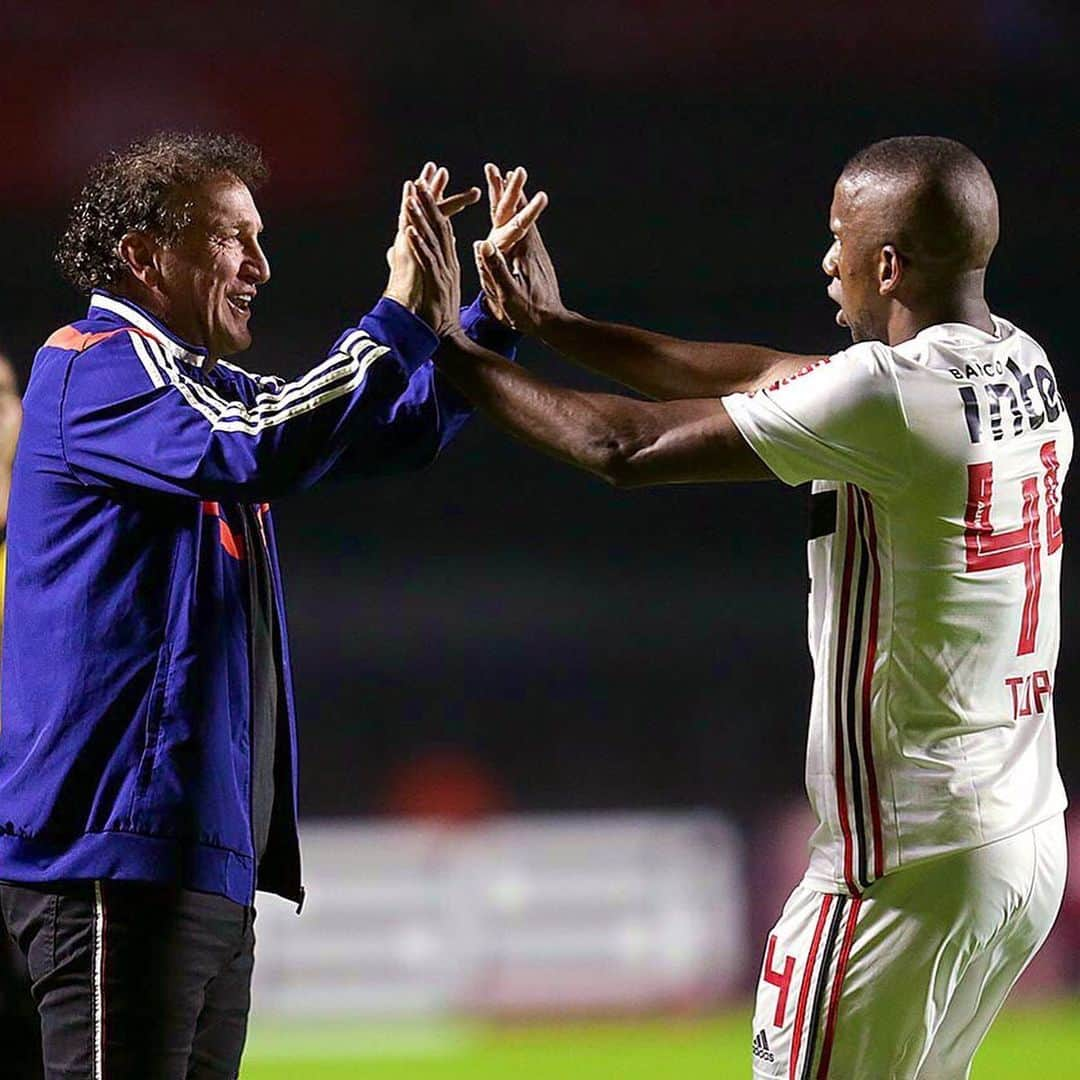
[858,491,885,880]
[815,897,862,1079]
[199,501,246,560]
[44,325,159,353]
[789,894,834,1080]
[833,490,859,895]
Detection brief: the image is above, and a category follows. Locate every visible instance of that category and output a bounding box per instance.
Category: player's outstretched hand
[480,164,550,324]
[403,176,463,337]
[384,162,479,316]
[474,219,565,336]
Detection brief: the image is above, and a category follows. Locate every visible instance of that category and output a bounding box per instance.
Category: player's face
[156,178,270,357]
[823,178,886,344]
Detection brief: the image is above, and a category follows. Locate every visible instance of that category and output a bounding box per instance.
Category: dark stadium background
[2,1,1078,831]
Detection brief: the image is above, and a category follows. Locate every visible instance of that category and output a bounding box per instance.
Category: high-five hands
[398,162,548,337]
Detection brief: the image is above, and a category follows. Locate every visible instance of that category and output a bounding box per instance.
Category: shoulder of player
[50,326,216,404]
[997,317,1052,363]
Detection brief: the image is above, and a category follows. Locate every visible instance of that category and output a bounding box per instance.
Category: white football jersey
[723,317,1070,895]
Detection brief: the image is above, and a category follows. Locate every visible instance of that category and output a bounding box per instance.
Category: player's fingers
[438,187,482,218]
[430,165,450,201]
[515,190,548,231]
[494,167,524,225]
[477,239,519,294]
[397,180,413,231]
[474,241,502,295]
[415,182,457,253]
[406,193,443,251]
[503,167,527,208]
[405,225,438,270]
[406,203,443,266]
[491,191,549,251]
[415,194,457,276]
[485,163,504,217]
[476,255,504,308]
[419,161,436,187]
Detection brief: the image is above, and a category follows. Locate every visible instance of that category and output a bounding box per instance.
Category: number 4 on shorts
[763,933,795,1027]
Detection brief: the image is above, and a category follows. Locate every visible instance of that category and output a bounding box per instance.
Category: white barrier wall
[252,812,747,1018]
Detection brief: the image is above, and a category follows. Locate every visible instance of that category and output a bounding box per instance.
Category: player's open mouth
[227,294,254,316]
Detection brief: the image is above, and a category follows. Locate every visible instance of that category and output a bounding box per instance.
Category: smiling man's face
[156,176,270,357]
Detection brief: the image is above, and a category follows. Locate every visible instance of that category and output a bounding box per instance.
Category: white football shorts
[751,814,1066,1080]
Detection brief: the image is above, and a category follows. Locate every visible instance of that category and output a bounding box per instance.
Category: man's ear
[116,231,162,290]
[878,244,904,296]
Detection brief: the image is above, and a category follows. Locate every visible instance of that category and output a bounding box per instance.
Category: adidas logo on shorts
[752,1028,775,1063]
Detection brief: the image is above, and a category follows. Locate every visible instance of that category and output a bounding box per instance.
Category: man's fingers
[478,267,506,316]
[406,195,443,257]
[398,179,413,231]
[485,163,504,218]
[513,190,548,233]
[473,239,513,322]
[438,187,482,218]
[473,242,504,301]
[491,191,549,251]
[405,225,438,270]
[476,239,520,295]
[414,182,457,251]
[429,166,450,201]
[494,167,527,226]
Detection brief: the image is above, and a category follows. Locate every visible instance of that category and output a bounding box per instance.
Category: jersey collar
[910,317,1006,348]
[88,290,210,368]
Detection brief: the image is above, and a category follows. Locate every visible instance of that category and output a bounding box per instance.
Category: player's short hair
[841,136,998,270]
[56,132,269,293]
[842,136,990,190]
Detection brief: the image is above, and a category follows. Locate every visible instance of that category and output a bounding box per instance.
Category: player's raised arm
[477,163,823,400]
[403,178,771,487]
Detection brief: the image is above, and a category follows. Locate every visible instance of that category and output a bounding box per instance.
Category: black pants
[0,881,255,1080]
[0,916,43,1079]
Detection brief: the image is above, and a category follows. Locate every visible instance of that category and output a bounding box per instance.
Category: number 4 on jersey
[964,440,1062,656]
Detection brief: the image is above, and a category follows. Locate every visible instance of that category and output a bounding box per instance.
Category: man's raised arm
[476,164,823,401]
[401,177,772,488]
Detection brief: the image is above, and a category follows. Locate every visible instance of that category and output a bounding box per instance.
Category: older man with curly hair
[0,132,539,1080]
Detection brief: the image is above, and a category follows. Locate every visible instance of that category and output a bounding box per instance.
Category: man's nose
[245,241,271,285]
[822,241,839,277]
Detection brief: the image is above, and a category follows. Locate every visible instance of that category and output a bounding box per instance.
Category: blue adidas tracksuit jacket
[0,290,516,908]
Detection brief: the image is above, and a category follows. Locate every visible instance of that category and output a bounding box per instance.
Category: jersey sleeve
[460,294,522,359]
[323,295,517,478]
[721,343,910,494]
[60,299,453,502]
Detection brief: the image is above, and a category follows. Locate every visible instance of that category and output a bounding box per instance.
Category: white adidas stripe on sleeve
[137,334,390,435]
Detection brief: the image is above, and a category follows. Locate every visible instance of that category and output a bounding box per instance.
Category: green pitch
[240,1002,1079,1079]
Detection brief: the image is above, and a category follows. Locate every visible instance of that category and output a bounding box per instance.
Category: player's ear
[117,230,162,290]
[878,244,904,296]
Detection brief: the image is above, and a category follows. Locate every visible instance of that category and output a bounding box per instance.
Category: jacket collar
[88,290,210,368]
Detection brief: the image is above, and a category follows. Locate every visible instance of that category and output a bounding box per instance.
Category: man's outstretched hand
[384,162,480,314]
[478,164,555,327]
[474,232,564,337]
[401,178,464,337]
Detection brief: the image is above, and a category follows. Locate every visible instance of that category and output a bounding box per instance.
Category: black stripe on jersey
[845,487,872,890]
[808,489,838,540]
[799,896,848,1080]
